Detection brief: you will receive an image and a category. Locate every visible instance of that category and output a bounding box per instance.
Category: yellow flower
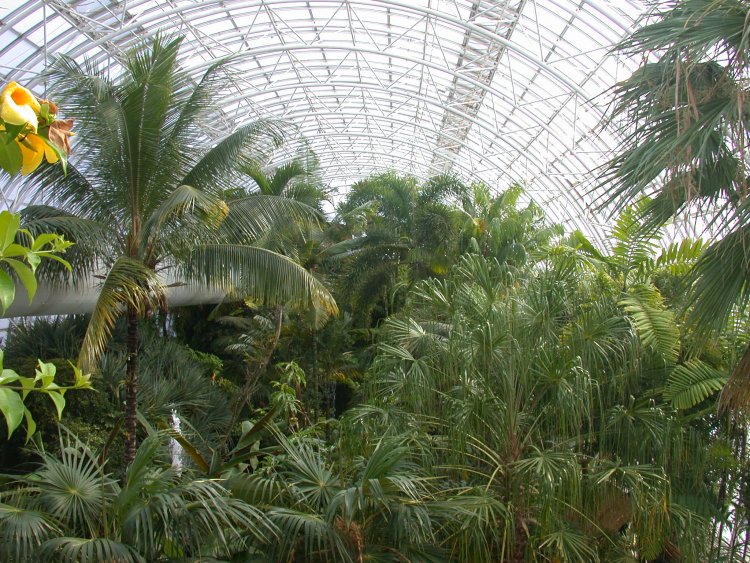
[0,82,41,132]
[17,133,59,175]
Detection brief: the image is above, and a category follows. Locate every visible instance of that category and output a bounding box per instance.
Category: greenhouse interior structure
[1,0,750,560]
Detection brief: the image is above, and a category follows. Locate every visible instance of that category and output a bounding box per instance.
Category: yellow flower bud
[0,82,41,132]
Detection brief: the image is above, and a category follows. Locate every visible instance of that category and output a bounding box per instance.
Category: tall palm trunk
[124,303,139,463]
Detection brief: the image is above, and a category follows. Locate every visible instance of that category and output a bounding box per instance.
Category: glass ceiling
[0,0,650,247]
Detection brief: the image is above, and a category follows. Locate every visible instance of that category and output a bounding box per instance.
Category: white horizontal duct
[3,282,228,318]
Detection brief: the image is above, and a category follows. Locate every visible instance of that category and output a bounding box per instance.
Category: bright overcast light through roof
[0,0,650,247]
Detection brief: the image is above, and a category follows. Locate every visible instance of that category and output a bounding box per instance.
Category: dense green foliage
[3,5,750,559]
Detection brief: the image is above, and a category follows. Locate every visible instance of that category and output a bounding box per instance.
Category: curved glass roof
[0,0,650,246]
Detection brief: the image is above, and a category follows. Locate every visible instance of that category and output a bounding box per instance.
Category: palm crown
[19,35,336,461]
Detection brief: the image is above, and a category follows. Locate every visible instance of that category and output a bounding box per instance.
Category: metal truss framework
[0,0,649,247]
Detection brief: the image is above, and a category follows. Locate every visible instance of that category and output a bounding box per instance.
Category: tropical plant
[0,430,275,561]
[459,182,562,265]
[331,172,467,322]
[228,429,438,562]
[0,210,92,440]
[599,0,750,410]
[343,202,720,560]
[19,35,337,462]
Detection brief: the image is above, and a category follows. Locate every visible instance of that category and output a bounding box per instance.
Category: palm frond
[181,119,291,194]
[34,431,119,538]
[44,56,130,208]
[119,35,182,213]
[141,183,229,251]
[619,284,679,362]
[218,194,322,243]
[158,54,239,181]
[664,359,727,409]
[267,161,308,196]
[687,222,750,332]
[268,508,351,562]
[39,537,145,563]
[20,204,113,282]
[539,526,598,563]
[21,160,123,227]
[79,256,166,371]
[0,504,59,562]
[183,244,337,316]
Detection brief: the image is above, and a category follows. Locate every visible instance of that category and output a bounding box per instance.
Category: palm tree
[342,195,722,560]
[228,429,438,562]
[599,0,750,409]
[331,172,467,322]
[458,182,562,265]
[0,431,275,561]
[19,36,336,462]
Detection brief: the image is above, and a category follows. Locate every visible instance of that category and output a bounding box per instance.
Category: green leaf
[24,251,41,271]
[2,243,30,258]
[35,360,56,387]
[0,139,22,176]
[2,123,27,142]
[32,233,65,251]
[0,211,21,252]
[0,269,16,314]
[41,136,67,175]
[0,387,25,437]
[36,252,72,271]
[664,360,728,409]
[47,391,66,419]
[3,258,37,303]
[0,369,20,385]
[72,364,92,389]
[23,408,36,441]
[18,375,36,400]
[619,284,679,362]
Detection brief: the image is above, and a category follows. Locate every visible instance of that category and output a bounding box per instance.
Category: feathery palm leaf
[664,359,728,409]
[184,244,337,315]
[78,257,166,371]
[619,284,680,362]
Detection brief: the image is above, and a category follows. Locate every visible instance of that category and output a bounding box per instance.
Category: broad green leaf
[35,360,56,387]
[47,390,66,419]
[0,387,25,437]
[0,269,16,313]
[3,258,37,303]
[32,233,66,251]
[24,251,41,271]
[1,243,30,258]
[23,408,36,441]
[2,123,28,142]
[0,369,20,385]
[0,139,22,176]
[18,375,36,400]
[0,211,20,251]
[72,365,93,389]
[35,252,72,271]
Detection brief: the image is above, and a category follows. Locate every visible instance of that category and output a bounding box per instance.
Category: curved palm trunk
[124,303,139,464]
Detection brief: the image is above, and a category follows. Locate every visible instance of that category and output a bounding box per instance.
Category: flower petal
[0,82,40,132]
[17,134,45,175]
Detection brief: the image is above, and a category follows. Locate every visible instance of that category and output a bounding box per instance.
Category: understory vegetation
[1,1,750,561]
